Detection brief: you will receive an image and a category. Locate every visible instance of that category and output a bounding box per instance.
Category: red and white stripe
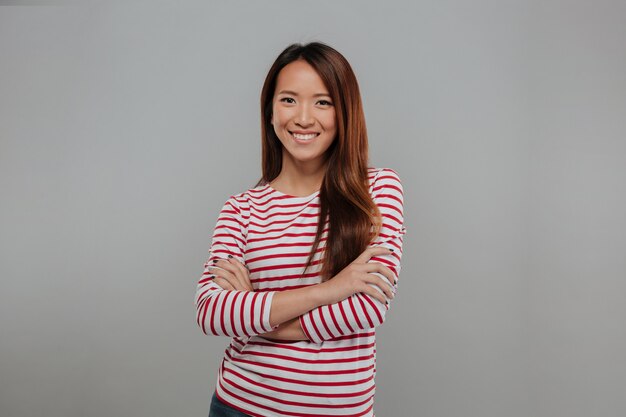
[194,167,405,417]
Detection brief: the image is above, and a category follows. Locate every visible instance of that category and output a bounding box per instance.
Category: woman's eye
[279,97,332,106]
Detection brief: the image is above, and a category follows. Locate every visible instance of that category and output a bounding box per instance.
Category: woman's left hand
[209,256,254,291]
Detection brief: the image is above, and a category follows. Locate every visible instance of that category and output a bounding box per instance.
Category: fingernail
[389,248,394,252]
[212,259,218,263]
[228,255,233,259]
[209,275,215,279]
[385,300,389,305]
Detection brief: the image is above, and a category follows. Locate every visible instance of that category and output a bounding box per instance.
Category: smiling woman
[195,41,406,417]
[270,60,337,173]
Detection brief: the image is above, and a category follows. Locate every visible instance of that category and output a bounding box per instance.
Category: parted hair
[256,41,382,282]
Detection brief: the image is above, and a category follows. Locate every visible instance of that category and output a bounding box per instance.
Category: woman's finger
[219,258,245,289]
[359,281,389,305]
[211,270,238,289]
[224,258,252,292]
[364,273,395,299]
[209,260,246,290]
[227,256,254,291]
[211,257,254,292]
[363,262,396,286]
[353,246,394,264]
[213,277,234,290]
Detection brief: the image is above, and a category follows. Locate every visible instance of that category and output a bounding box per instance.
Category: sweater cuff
[299,310,322,343]
[260,291,278,332]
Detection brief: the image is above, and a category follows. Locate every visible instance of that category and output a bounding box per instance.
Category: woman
[195,41,406,417]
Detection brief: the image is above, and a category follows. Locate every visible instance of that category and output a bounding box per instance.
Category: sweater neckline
[265,184,320,199]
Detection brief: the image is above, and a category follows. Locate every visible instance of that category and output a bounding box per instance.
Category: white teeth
[292,132,318,140]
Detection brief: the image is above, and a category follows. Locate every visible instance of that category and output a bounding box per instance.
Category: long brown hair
[255,41,382,282]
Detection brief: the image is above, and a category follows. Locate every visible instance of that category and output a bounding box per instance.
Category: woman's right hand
[317,246,397,305]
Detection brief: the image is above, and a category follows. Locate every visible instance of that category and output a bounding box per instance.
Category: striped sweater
[195,167,406,417]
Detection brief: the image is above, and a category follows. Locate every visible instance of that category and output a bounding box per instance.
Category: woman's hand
[318,246,397,305]
[208,256,254,291]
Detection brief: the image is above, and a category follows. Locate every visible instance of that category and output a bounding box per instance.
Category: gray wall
[1,1,624,417]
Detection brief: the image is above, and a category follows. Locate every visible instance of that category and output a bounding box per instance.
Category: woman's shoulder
[368,166,403,189]
[224,182,272,207]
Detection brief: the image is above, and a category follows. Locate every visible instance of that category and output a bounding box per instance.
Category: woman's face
[271,59,337,169]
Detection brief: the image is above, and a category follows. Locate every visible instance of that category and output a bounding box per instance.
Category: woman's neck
[270,157,328,196]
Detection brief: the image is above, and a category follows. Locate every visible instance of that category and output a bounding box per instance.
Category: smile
[290,131,319,142]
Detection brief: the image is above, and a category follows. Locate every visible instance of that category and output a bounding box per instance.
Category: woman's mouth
[290,131,319,143]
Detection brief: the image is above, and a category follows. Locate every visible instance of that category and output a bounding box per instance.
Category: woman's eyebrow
[277,90,331,97]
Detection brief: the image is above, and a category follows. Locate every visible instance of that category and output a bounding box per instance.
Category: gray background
[1,1,625,417]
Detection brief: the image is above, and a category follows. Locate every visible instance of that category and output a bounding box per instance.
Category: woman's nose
[296,105,314,125]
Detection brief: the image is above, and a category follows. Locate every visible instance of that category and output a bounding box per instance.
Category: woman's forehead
[275,61,329,95]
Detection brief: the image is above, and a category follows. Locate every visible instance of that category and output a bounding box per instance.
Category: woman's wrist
[262,317,308,341]
[308,281,329,307]
[268,282,328,328]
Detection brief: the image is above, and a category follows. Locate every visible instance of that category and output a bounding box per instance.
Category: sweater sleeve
[299,168,406,343]
[194,195,278,337]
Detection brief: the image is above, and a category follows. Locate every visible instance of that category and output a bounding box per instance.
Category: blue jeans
[209,391,252,417]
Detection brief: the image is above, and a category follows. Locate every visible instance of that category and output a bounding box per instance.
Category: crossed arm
[195,169,405,342]
[197,244,398,341]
